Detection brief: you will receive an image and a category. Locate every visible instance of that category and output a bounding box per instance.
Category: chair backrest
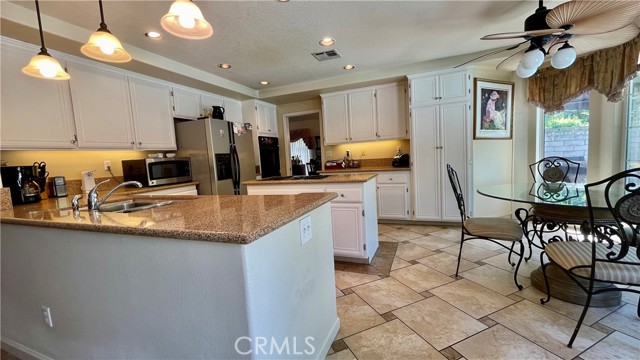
[529,157,581,184]
[446,164,467,220]
[585,168,640,262]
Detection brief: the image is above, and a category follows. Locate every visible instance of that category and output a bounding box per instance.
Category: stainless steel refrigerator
[175,118,256,195]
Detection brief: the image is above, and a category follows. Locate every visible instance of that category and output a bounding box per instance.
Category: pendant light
[22,0,70,80]
[161,0,213,40]
[81,0,131,63]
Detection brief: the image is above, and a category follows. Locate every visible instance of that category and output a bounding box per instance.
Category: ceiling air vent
[312,49,342,62]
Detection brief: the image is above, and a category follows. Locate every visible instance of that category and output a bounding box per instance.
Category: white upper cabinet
[67,60,136,149]
[321,82,408,145]
[223,99,243,124]
[256,101,278,137]
[172,86,202,119]
[0,40,77,149]
[128,76,176,150]
[376,83,408,140]
[409,70,468,106]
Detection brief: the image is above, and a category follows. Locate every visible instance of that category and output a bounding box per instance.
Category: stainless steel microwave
[122,158,192,187]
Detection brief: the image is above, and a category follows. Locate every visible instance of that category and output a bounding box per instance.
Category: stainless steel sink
[80,199,180,213]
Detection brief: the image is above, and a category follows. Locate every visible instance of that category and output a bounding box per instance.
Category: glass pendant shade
[81,29,132,63]
[521,48,545,70]
[161,0,213,39]
[22,53,70,80]
[515,62,537,78]
[551,43,577,69]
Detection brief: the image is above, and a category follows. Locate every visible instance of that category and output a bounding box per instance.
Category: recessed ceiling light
[260,81,270,85]
[218,63,232,69]
[145,31,163,40]
[343,65,356,70]
[319,38,335,46]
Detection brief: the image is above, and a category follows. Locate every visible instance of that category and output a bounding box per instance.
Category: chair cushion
[463,218,523,242]
[546,241,640,285]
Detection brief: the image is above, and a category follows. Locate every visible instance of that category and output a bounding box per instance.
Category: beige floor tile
[441,244,499,262]
[481,253,541,278]
[352,277,423,314]
[620,285,640,305]
[378,234,400,243]
[579,331,640,360]
[416,252,479,276]
[335,294,386,339]
[391,256,412,271]
[409,235,458,250]
[489,300,606,359]
[518,286,622,326]
[464,238,513,253]
[336,287,344,297]
[393,297,487,350]
[397,224,444,234]
[430,228,462,242]
[453,325,562,360]
[378,224,397,234]
[390,264,454,293]
[344,320,446,360]
[430,279,515,319]
[459,264,531,296]
[384,229,424,242]
[598,303,640,338]
[325,348,357,360]
[334,270,380,290]
[396,242,436,261]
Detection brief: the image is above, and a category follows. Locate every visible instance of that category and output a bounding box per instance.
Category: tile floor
[328,223,639,360]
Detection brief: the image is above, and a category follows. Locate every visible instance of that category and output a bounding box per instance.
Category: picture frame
[473,78,514,140]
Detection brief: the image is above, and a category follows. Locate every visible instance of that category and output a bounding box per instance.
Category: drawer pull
[340,193,345,197]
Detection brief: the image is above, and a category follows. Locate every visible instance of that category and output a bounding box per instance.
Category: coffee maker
[0,166,42,204]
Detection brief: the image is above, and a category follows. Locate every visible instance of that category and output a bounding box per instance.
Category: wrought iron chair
[446,164,525,289]
[517,156,584,260]
[540,168,640,348]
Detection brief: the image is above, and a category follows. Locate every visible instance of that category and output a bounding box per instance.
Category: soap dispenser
[81,170,96,194]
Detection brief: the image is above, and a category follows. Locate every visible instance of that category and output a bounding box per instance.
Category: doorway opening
[282,110,322,176]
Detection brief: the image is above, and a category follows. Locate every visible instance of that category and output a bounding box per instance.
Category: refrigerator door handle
[230,144,240,195]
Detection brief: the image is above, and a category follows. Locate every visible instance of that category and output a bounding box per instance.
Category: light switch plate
[300,216,312,245]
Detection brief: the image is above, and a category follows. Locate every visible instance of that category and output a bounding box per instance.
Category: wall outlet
[325,150,332,157]
[41,306,53,327]
[103,160,111,171]
[361,150,366,157]
[299,216,312,245]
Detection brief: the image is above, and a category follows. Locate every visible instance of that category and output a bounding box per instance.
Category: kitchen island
[1,193,339,359]
[245,174,379,263]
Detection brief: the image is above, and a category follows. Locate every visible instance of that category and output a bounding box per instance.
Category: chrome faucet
[87,179,143,211]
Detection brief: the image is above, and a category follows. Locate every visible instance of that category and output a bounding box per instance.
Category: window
[543,93,589,182]
[290,138,312,168]
[624,75,640,170]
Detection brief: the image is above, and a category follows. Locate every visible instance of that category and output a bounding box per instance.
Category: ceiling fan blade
[482,29,565,40]
[454,41,528,68]
[547,0,640,35]
[496,49,525,72]
[556,24,640,56]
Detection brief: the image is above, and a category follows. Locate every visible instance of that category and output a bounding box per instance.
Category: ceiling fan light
[521,48,545,70]
[551,43,577,70]
[515,62,537,78]
[81,30,132,63]
[22,53,70,80]
[161,0,213,39]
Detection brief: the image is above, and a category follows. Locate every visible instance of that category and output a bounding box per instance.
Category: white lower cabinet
[330,203,364,256]
[377,171,410,220]
[140,184,198,196]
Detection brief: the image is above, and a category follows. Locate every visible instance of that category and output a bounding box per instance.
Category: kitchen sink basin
[80,199,181,213]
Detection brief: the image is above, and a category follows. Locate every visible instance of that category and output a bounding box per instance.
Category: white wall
[1,204,337,359]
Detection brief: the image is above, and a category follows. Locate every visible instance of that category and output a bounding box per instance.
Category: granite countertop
[0,191,337,245]
[243,173,377,185]
[319,166,410,174]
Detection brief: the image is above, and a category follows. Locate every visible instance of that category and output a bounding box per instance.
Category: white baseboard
[2,338,53,360]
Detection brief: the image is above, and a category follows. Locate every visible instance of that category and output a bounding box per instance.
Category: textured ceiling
[5,1,570,95]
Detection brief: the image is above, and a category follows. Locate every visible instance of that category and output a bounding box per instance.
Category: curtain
[528,34,640,112]
[289,128,314,149]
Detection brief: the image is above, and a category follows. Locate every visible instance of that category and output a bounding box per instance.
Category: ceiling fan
[457,0,640,77]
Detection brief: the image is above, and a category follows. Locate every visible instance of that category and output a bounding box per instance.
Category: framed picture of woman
[473,79,514,139]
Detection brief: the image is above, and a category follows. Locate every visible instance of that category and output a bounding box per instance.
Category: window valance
[528,34,640,112]
[289,128,314,149]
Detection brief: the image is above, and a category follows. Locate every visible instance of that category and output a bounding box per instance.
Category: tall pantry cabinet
[408,70,471,221]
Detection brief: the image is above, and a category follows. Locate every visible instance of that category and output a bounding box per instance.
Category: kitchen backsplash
[325,139,410,160]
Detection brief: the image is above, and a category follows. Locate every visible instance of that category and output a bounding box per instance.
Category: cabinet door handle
[340,193,345,197]
[131,141,135,145]
[71,134,78,144]
[138,141,142,145]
